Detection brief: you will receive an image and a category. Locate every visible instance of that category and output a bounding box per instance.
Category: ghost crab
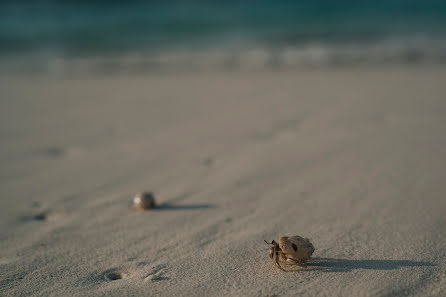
[264,235,315,271]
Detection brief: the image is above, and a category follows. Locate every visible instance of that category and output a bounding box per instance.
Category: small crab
[264,235,315,271]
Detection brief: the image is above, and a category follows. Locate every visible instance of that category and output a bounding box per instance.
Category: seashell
[279,236,315,263]
[133,192,156,210]
[264,235,315,271]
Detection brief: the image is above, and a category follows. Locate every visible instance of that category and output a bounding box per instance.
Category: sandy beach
[1,66,446,296]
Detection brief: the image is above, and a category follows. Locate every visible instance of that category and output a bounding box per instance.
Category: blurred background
[1,0,446,75]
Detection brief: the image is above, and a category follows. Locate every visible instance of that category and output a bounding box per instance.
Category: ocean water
[1,0,446,73]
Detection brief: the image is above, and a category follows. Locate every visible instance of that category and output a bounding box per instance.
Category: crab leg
[273,251,286,271]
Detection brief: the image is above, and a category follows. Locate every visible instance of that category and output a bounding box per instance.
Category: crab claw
[268,247,274,259]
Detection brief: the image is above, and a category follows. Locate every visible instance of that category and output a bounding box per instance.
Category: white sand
[1,67,446,296]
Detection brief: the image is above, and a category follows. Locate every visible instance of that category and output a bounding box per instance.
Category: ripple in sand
[43,147,65,157]
[19,212,48,222]
[37,146,84,159]
[33,213,47,221]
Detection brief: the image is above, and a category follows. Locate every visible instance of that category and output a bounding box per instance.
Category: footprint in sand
[37,146,84,159]
[144,273,169,282]
[21,207,64,223]
[101,264,169,283]
[104,269,128,281]
[30,201,41,208]
[143,264,169,282]
[41,146,65,158]
[19,211,48,222]
[33,212,47,221]
[203,157,214,167]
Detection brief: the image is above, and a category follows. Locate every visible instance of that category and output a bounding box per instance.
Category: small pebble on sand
[134,192,156,210]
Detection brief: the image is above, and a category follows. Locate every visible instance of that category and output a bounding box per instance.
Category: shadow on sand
[297,257,434,272]
[155,202,215,211]
[153,190,215,210]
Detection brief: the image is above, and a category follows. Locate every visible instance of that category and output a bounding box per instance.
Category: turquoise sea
[1,0,446,73]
